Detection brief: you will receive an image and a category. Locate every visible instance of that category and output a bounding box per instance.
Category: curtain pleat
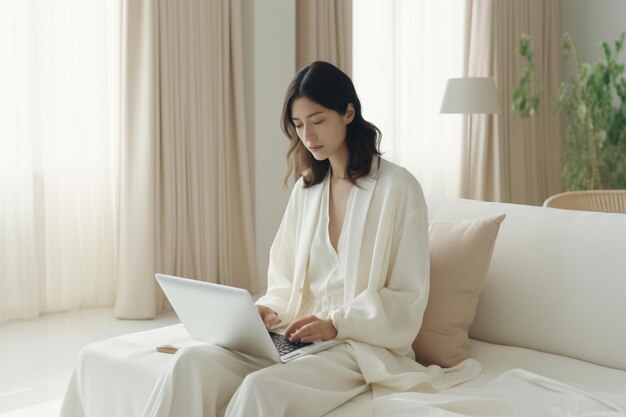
[115,0,160,318]
[466,0,562,204]
[115,0,257,319]
[296,0,352,75]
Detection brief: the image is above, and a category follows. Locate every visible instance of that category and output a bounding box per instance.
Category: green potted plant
[512,32,626,190]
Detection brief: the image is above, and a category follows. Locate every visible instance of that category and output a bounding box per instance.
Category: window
[0,0,120,322]
[353,0,467,197]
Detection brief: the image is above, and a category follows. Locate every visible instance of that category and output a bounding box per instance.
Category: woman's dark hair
[281,61,381,188]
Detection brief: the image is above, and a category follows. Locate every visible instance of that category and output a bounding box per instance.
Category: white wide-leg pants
[141,342,370,417]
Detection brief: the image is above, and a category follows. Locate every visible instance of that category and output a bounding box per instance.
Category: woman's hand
[284,315,337,343]
[257,305,280,330]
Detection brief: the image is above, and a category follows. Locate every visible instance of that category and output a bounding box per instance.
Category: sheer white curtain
[353,0,467,198]
[0,0,120,323]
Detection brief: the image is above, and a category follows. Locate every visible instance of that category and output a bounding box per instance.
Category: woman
[229,60,431,416]
[143,61,478,417]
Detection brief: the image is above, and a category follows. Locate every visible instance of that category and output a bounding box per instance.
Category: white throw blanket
[372,369,626,417]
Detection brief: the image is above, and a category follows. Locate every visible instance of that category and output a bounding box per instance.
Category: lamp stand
[466,114,473,199]
[440,77,500,199]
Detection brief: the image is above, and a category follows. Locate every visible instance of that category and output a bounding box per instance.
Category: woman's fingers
[288,322,317,343]
[284,315,316,338]
[288,318,333,343]
[264,311,279,328]
[284,316,337,342]
[257,305,280,330]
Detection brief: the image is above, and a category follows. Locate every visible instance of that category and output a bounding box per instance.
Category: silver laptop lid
[155,273,281,362]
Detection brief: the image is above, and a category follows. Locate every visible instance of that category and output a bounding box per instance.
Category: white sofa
[61,197,626,416]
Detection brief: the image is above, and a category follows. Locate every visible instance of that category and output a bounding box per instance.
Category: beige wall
[560,0,626,77]
[243,0,295,291]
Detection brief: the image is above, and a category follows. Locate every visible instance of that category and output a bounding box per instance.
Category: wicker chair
[543,190,626,213]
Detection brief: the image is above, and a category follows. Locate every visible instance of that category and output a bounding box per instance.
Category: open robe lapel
[285,158,381,321]
[283,175,325,324]
[343,157,381,302]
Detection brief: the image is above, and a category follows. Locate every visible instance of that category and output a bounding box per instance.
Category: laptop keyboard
[269,332,312,355]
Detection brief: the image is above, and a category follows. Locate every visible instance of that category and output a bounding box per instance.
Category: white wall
[560,0,626,75]
[243,0,295,291]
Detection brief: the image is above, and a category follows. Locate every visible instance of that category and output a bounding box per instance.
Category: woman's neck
[328,145,349,181]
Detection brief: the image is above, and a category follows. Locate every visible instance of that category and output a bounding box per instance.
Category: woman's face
[291,97,354,162]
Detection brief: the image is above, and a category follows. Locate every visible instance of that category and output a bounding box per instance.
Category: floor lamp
[440,77,500,198]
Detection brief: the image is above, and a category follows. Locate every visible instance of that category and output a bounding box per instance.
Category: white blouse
[257,158,480,391]
[298,175,355,320]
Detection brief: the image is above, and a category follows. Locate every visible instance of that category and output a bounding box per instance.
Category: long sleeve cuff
[330,308,345,339]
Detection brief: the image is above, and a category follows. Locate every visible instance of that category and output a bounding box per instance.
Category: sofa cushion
[426,197,626,372]
[412,214,505,367]
[375,339,626,416]
[458,339,626,393]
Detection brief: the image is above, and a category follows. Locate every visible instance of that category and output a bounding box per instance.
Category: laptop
[155,273,342,363]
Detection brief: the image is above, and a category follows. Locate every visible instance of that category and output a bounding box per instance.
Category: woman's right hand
[257,305,280,330]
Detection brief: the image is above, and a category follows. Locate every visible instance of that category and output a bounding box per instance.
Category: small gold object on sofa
[543,190,626,213]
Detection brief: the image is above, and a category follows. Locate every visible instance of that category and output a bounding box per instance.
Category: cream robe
[256,157,481,394]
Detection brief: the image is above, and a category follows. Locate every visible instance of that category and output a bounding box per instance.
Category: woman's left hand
[284,315,337,343]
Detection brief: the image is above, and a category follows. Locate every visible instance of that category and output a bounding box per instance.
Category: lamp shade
[440,77,500,114]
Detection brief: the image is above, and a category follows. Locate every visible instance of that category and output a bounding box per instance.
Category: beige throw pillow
[412,214,506,368]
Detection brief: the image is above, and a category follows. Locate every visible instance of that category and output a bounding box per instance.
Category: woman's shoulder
[288,174,322,201]
[291,173,323,193]
[378,158,422,190]
[376,158,427,217]
[288,176,307,200]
